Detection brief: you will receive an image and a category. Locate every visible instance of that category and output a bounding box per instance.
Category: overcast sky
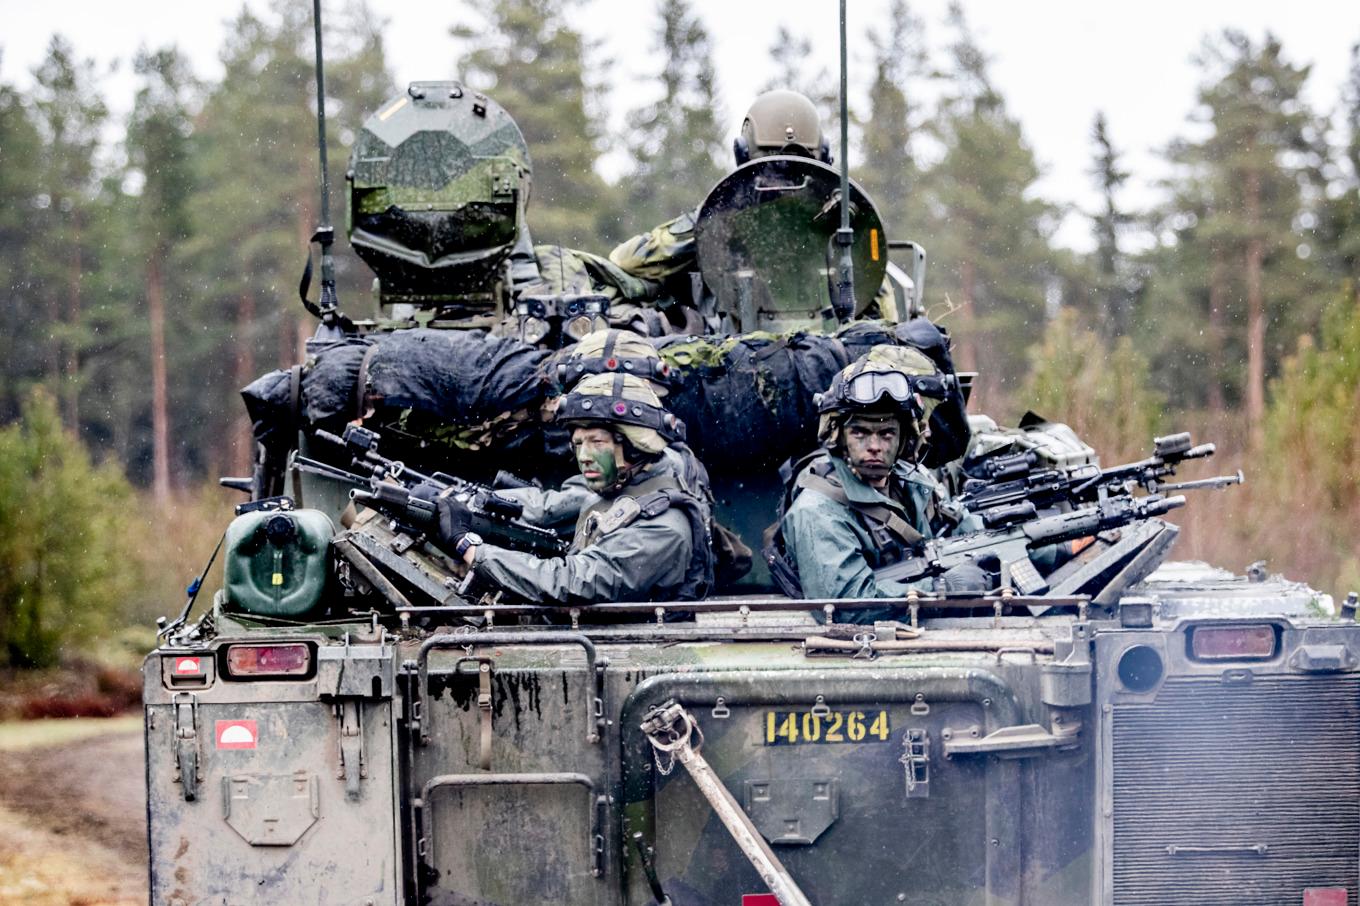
[2,0,1357,251]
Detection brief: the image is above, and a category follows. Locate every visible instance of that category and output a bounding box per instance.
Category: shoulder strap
[795,471,923,548]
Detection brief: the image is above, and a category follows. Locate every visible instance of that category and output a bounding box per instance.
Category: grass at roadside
[0,716,141,752]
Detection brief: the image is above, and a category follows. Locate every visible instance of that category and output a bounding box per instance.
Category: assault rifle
[291,424,567,557]
[874,492,1188,594]
[958,432,1242,529]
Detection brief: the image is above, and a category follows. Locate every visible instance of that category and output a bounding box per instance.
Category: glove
[436,495,474,548]
[940,560,993,594]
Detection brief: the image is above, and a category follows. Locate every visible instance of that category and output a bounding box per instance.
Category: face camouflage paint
[574,428,621,492]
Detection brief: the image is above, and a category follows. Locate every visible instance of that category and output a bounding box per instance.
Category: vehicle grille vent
[1112,674,1360,905]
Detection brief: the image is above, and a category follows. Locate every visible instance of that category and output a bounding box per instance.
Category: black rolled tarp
[242,318,969,484]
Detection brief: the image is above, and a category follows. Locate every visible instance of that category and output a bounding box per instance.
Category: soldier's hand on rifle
[437,496,474,549]
[939,559,994,594]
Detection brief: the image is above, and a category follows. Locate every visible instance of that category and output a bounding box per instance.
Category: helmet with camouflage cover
[554,329,672,395]
[555,373,685,456]
[734,89,831,166]
[815,345,950,461]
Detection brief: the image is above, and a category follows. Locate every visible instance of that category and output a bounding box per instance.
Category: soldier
[498,328,700,534]
[770,346,987,615]
[610,89,897,323]
[436,372,714,605]
[609,89,831,284]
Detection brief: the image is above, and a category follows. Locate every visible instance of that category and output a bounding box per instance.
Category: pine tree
[1319,42,1360,302]
[28,37,109,427]
[920,3,1056,407]
[858,0,927,237]
[620,0,725,234]
[760,25,838,141]
[183,1,391,477]
[127,46,199,500]
[1089,111,1134,338]
[0,68,46,424]
[1161,31,1326,444]
[455,0,616,248]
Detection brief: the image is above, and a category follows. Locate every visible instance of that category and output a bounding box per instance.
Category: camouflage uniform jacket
[470,454,703,605]
[497,445,712,536]
[780,453,972,609]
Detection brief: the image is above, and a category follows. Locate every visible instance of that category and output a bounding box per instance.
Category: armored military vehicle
[144,16,1360,906]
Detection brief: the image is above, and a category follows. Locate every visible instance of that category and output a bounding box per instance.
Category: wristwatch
[455,532,483,559]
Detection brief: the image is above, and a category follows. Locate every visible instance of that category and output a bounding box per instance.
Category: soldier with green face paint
[770,346,985,617]
[436,373,714,605]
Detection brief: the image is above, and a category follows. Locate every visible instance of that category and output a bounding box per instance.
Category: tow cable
[640,700,814,906]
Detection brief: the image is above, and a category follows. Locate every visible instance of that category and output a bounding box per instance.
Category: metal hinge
[172,691,200,802]
[900,728,930,799]
[336,700,366,800]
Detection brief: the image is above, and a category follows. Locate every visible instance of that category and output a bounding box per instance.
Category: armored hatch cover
[1128,559,1332,619]
[694,155,888,334]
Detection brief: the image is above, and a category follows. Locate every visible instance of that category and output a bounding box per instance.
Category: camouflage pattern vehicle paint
[146,72,1360,906]
[146,561,1360,904]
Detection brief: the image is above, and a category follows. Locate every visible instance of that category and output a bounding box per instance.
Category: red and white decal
[174,657,201,674]
[1304,890,1348,906]
[215,719,258,750]
[741,896,780,906]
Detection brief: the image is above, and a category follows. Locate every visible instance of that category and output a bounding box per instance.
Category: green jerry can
[222,507,334,618]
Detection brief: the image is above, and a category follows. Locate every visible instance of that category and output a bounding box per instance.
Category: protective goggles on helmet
[817,369,952,416]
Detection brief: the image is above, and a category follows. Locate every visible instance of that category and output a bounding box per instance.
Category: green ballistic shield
[694,156,888,334]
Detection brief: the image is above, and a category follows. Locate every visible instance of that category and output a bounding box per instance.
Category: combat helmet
[556,373,686,456]
[554,329,672,394]
[815,345,951,461]
[734,89,831,166]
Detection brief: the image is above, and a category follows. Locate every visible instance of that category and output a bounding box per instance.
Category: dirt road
[0,723,146,905]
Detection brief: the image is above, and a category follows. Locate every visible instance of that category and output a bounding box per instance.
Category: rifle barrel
[1160,470,1244,493]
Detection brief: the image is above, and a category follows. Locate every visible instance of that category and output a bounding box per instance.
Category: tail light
[224,643,312,678]
[1189,624,1277,661]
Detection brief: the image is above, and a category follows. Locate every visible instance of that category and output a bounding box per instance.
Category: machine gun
[958,431,1242,529]
[292,424,567,557]
[874,492,1188,594]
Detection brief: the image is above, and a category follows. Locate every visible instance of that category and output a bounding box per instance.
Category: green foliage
[1088,111,1135,338]
[1222,292,1360,595]
[1261,294,1360,512]
[0,76,46,422]
[761,25,838,132]
[455,0,618,247]
[0,392,141,667]
[1142,31,1328,413]
[1021,310,1163,462]
[619,0,725,233]
[919,4,1056,392]
[858,0,926,236]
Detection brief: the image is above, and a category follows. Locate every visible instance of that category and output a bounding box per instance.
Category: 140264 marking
[763,709,891,745]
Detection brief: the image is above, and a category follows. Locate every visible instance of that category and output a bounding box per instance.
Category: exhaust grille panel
[1112,674,1360,905]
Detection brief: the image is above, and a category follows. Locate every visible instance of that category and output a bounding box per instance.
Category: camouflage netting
[242,318,969,485]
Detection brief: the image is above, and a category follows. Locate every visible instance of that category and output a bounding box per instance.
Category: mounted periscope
[347,81,531,317]
[694,156,888,334]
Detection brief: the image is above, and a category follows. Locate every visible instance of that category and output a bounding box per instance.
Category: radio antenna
[301,0,349,337]
[832,0,856,324]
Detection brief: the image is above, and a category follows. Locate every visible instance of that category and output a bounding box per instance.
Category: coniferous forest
[1,0,1358,666]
